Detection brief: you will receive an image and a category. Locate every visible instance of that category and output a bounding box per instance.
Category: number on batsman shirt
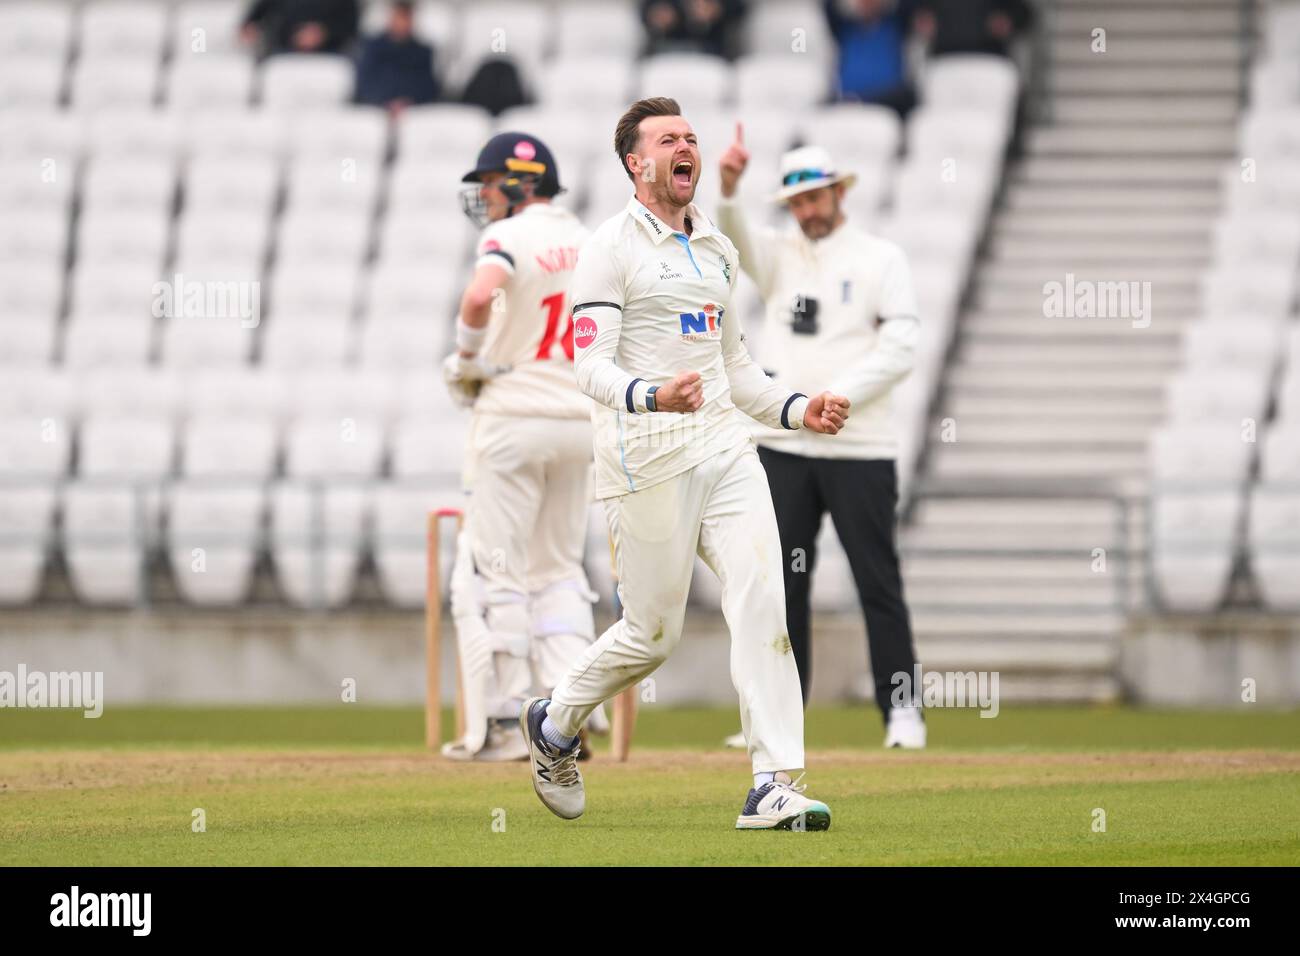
[471,203,592,420]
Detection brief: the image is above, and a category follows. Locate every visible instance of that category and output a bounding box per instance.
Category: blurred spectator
[912,0,1032,57]
[824,0,917,116]
[240,0,361,56]
[355,1,439,114]
[641,0,747,59]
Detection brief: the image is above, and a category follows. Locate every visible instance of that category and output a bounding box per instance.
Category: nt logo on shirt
[678,303,725,341]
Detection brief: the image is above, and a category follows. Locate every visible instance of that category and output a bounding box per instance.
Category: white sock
[541,715,577,750]
[754,771,776,788]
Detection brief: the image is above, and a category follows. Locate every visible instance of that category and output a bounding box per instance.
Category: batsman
[441,131,607,761]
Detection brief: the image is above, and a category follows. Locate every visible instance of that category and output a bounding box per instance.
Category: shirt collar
[626,197,717,245]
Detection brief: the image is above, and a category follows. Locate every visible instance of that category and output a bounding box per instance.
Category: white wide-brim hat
[771,145,857,203]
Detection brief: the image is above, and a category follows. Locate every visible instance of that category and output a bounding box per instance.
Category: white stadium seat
[282,369,399,425]
[284,417,385,478]
[735,54,832,111]
[268,263,362,320]
[554,0,641,59]
[364,260,460,320]
[181,417,279,478]
[1163,370,1271,423]
[388,420,469,479]
[357,317,444,370]
[0,418,73,477]
[259,54,354,111]
[159,315,258,368]
[86,108,185,160]
[270,481,368,608]
[0,56,65,108]
[61,484,151,605]
[537,56,637,112]
[1249,486,1300,610]
[395,105,491,165]
[61,313,155,368]
[1180,321,1283,373]
[78,0,170,59]
[80,416,175,477]
[76,208,170,272]
[70,56,159,110]
[375,212,474,268]
[172,0,247,58]
[0,207,69,268]
[370,478,464,607]
[81,155,176,216]
[282,155,382,215]
[167,53,256,109]
[1151,491,1242,612]
[184,154,281,214]
[67,262,161,315]
[79,367,182,422]
[921,54,1020,120]
[174,208,271,268]
[0,2,74,58]
[186,368,287,422]
[800,103,902,168]
[286,108,390,163]
[639,54,733,113]
[1149,423,1255,485]
[274,206,372,269]
[259,314,353,368]
[743,0,836,59]
[183,109,285,159]
[0,485,57,605]
[167,481,266,606]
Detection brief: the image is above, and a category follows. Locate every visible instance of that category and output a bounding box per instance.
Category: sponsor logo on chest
[678,303,724,341]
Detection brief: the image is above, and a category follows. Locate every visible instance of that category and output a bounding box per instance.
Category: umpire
[716,124,926,749]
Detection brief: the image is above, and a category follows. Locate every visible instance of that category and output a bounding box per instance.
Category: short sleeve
[474,227,516,276]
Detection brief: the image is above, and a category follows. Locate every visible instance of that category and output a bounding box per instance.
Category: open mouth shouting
[671,157,695,191]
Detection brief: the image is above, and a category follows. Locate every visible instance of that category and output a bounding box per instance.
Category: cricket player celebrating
[441,132,605,761]
[519,98,851,830]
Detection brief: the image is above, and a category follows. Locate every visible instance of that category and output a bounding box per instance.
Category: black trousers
[757,446,919,722]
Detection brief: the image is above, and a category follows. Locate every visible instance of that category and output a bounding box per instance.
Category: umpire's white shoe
[441,719,528,762]
[884,706,927,749]
[736,773,831,831]
[521,697,585,820]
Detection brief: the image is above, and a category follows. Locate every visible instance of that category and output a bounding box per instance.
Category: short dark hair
[615,97,681,182]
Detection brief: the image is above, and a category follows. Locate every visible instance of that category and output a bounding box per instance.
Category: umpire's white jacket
[717,197,920,461]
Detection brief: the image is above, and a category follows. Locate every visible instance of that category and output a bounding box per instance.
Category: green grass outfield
[2,705,1298,866]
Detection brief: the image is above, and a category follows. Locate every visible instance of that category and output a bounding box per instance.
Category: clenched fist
[654,371,704,413]
[803,391,850,434]
[718,122,748,199]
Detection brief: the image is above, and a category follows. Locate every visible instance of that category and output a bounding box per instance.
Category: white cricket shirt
[471,203,593,420]
[571,196,810,499]
[717,197,920,460]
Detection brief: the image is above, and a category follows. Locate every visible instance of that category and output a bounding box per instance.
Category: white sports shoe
[736,772,831,831]
[520,697,585,820]
[722,731,747,749]
[441,719,529,762]
[884,707,927,749]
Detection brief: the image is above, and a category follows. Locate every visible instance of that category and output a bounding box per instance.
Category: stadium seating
[0,0,1016,613]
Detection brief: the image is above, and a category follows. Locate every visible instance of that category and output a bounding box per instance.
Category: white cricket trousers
[548,440,806,773]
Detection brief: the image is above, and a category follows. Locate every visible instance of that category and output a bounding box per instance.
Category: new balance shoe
[520,697,585,819]
[735,772,831,831]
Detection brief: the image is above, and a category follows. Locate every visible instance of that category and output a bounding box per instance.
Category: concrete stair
[900,0,1246,697]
